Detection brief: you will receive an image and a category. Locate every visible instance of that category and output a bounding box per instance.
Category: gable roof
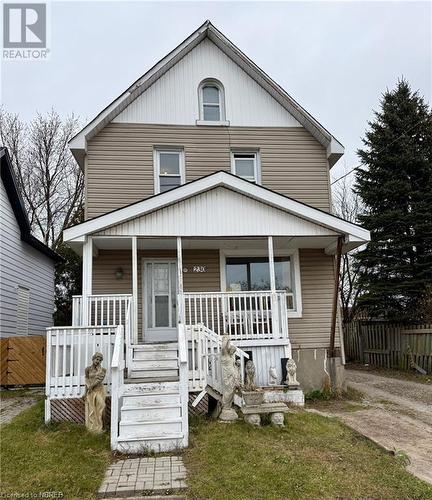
[0,147,63,263]
[69,20,344,168]
[63,171,369,250]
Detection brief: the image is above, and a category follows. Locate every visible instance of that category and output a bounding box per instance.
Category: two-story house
[44,21,370,452]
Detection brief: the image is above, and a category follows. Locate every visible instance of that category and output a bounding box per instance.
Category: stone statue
[84,352,106,433]
[219,335,239,421]
[268,366,278,386]
[244,360,257,391]
[284,358,300,388]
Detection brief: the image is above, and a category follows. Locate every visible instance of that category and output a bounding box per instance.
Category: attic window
[197,80,227,125]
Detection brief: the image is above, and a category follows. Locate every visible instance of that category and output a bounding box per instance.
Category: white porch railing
[72,294,133,328]
[183,291,289,341]
[45,325,118,399]
[186,324,249,393]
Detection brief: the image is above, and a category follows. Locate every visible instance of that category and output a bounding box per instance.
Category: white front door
[143,260,177,342]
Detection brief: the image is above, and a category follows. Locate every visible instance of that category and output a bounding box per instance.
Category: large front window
[226,256,296,311]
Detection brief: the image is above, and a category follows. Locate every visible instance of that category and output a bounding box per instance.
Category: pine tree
[355,79,432,321]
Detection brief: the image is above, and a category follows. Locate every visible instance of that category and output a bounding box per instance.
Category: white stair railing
[186,324,249,394]
[110,324,125,450]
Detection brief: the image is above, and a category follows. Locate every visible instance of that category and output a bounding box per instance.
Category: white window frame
[219,248,302,318]
[231,151,261,184]
[153,147,185,195]
[196,79,229,126]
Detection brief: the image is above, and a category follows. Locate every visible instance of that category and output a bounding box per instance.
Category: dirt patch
[308,368,432,485]
[0,389,43,424]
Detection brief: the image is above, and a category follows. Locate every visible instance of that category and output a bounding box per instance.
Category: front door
[143,260,177,342]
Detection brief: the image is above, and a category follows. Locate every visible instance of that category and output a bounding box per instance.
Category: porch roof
[63,171,370,253]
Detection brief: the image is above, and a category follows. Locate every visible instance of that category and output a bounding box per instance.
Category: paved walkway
[312,368,432,485]
[98,456,187,498]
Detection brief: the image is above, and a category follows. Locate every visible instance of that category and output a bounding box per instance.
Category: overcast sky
[1,1,431,182]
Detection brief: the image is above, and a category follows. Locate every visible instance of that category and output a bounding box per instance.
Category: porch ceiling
[71,235,344,255]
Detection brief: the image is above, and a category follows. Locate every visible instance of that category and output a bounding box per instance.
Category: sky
[1,0,431,183]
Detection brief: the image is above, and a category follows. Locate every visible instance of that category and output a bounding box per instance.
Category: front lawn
[184,413,432,499]
[2,399,431,499]
[1,400,111,499]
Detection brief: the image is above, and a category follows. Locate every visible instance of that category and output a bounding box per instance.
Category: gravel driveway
[327,369,432,485]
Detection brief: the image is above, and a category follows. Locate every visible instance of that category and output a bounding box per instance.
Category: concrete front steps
[116,343,186,453]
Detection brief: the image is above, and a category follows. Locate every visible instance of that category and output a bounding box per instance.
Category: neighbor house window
[231,152,260,183]
[17,286,30,336]
[226,256,297,311]
[198,80,226,123]
[154,149,185,194]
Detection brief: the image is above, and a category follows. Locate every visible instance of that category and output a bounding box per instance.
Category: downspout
[329,236,343,358]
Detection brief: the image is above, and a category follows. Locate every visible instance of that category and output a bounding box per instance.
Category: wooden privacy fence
[344,322,432,373]
[0,336,46,385]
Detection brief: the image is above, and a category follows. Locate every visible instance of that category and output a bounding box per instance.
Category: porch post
[268,236,280,337]
[132,236,138,344]
[176,237,184,324]
[82,236,93,325]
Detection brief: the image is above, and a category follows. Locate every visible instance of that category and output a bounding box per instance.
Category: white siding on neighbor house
[113,38,301,128]
[95,187,337,238]
[0,181,55,337]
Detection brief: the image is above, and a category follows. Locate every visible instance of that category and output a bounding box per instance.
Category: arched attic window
[198,79,226,123]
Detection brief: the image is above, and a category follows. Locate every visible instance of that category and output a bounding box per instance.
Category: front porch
[46,172,370,451]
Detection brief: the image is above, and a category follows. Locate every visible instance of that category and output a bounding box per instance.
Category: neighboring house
[45,21,370,452]
[0,147,61,338]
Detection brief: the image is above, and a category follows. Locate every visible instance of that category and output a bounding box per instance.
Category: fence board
[344,322,432,374]
[1,336,46,385]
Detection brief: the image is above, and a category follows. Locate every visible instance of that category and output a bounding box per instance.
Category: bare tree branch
[0,108,83,250]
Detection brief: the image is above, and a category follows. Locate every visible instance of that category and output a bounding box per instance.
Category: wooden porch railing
[72,294,133,328]
[183,291,289,341]
[45,325,117,401]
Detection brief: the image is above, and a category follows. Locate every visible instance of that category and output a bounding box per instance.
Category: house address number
[183,265,208,273]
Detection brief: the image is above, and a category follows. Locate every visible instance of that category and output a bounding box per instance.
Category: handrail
[178,324,188,365]
[74,293,133,298]
[111,324,124,451]
[199,324,250,361]
[111,325,124,370]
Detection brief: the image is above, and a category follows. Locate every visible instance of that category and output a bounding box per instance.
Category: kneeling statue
[84,352,106,433]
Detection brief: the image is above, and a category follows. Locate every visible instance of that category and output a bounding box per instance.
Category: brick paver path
[98,456,187,497]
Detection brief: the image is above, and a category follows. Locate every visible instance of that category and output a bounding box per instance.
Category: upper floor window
[198,79,226,124]
[231,151,260,183]
[154,148,185,194]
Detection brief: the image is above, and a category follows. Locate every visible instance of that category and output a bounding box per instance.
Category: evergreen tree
[355,79,432,321]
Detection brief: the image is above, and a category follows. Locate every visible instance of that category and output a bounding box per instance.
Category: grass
[347,363,432,385]
[0,388,43,399]
[1,400,111,499]
[184,413,432,500]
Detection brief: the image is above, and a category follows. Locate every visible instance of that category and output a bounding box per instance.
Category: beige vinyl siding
[93,249,220,339]
[92,247,337,348]
[289,249,339,349]
[86,124,329,219]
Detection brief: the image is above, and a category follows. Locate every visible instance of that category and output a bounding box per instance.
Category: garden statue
[219,335,240,421]
[244,360,257,391]
[268,366,278,386]
[284,358,300,388]
[83,352,106,433]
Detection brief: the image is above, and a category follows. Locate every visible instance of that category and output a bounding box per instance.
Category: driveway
[309,368,432,485]
[0,390,42,425]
